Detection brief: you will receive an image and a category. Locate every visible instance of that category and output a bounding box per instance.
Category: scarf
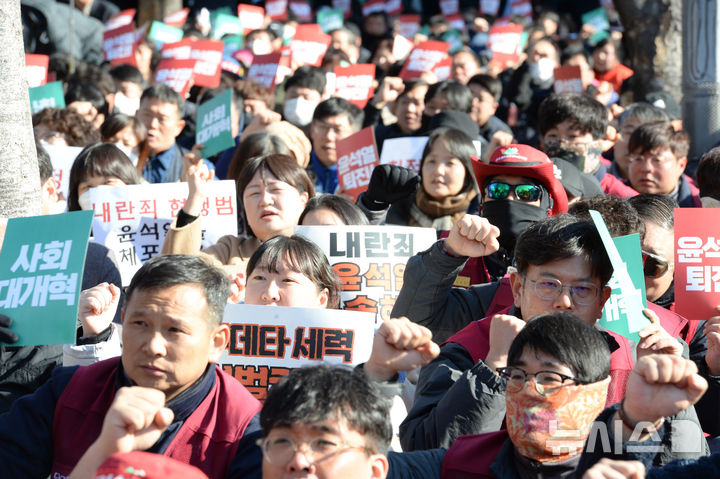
[409,188,476,230]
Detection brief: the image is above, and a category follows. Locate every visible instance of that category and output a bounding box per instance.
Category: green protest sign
[29,81,65,114]
[212,13,243,40]
[196,89,235,158]
[591,210,649,342]
[317,8,344,33]
[148,21,184,48]
[0,211,93,346]
[581,8,610,44]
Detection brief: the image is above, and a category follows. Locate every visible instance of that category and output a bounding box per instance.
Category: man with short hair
[467,74,513,143]
[283,66,326,129]
[451,50,482,85]
[364,78,428,152]
[0,255,262,478]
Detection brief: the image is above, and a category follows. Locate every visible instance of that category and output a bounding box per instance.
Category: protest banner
[553,66,583,94]
[29,81,65,114]
[290,25,331,67]
[332,0,351,19]
[25,53,48,88]
[379,136,429,172]
[399,41,450,80]
[333,64,375,108]
[43,144,84,201]
[294,225,437,324]
[154,58,196,98]
[392,35,415,62]
[674,208,720,321]
[266,0,288,21]
[479,0,501,16]
[219,304,375,399]
[317,8,345,33]
[433,56,452,81]
[104,23,136,66]
[196,89,235,158]
[0,211,93,346]
[385,0,402,16]
[362,0,386,17]
[163,8,190,28]
[336,127,379,201]
[488,23,523,67]
[439,0,459,16]
[105,8,136,31]
[289,0,314,22]
[88,181,238,285]
[189,39,224,88]
[237,5,265,34]
[590,210,648,342]
[396,15,421,40]
[148,21,184,49]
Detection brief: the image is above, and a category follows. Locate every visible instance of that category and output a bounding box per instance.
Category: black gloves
[0,313,18,344]
[362,164,420,211]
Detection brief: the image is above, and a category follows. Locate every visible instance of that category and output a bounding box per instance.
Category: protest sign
[237,5,265,34]
[582,8,611,44]
[148,21,184,49]
[154,58,196,97]
[189,39,224,88]
[397,15,421,39]
[332,0,351,19]
[161,38,194,59]
[89,181,238,285]
[385,0,402,16]
[25,53,48,88]
[488,24,523,67]
[392,35,415,62]
[674,208,720,321]
[439,0,459,16]
[211,13,243,40]
[104,24,136,65]
[43,144,84,201]
[590,210,648,342]
[379,136,429,172]
[219,304,374,399]
[433,56,452,81]
[510,0,533,21]
[446,16,466,34]
[553,66,583,94]
[196,89,235,157]
[29,81,65,114]
[480,0,501,16]
[105,8,135,31]
[266,0,288,21]
[290,25,331,67]
[0,211,93,346]
[295,225,437,324]
[290,0,314,22]
[336,127,379,201]
[333,64,376,108]
[317,8,345,33]
[399,41,450,80]
[362,0,386,17]
[247,52,283,90]
[163,8,190,27]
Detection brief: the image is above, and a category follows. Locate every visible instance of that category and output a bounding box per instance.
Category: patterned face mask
[505,376,610,463]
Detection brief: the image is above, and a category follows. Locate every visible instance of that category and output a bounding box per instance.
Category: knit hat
[94,452,209,479]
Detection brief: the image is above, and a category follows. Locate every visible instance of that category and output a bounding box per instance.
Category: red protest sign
[385,0,402,16]
[161,38,194,59]
[337,127,379,202]
[266,0,288,21]
[25,53,48,88]
[163,8,190,28]
[488,24,523,67]
[675,209,720,321]
[440,0,459,16]
[290,25,331,67]
[397,14,421,39]
[333,64,376,108]
[399,41,450,80]
[105,8,135,31]
[432,57,452,81]
[189,39,224,88]
[154,58,196,98]
[104,23,137,66]
[553,66,584,94]
[247,52,282,91]
[289,0,314,22]
[237,5,266,34]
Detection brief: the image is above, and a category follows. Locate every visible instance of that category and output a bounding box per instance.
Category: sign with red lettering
[675,209,720,321]
[163,8,189,28]
[237,5,266,34]
[333,64,375,108]
[336,127,379,201]
[290,0,314,22]
[433,56,452,81]
[488,24,523,66]
[25,53,48,88]
[399,41,450,80]
[105,8,135,31]
[189,39,224,88]
[104,24,137,66]
[154,58,197,98]
[266,0,288,21]
[553,66,583,94]
[290,25,331,67]
[379,136,429,172]
[43,144,84,201]
[397,14,421,39]
[295,225,437,324]
[220,305,375,400]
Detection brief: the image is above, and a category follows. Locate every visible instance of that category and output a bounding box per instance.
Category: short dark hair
[425,80,473,114]
[246,235,342,309]
[36,140,52,183]
[126,255,231,326]
[569,196,646,241]
[312,97,364,131]
[284,65,326,95]
[140,83,185,117]
[507,311,611,383]
[538,93,607,139]
[514,214,614,286]
[67,143,143,211]
[65,81,109,118]
[420,128,477,194]
[618,103,669,130]
[467,74,502,103]
[109,64,145,87]
[67,63,116,95]
[227,132,291,183]
[261,365,393,454]
[628,194,677,232]
[300,194,369,225]
[238,79,274,109]
[628,121,690,159]
[696,147,720,199]
[560,43,591,67]
[397,79,429,101]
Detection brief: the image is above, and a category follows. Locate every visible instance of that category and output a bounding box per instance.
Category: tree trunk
[137,0,184,27]
[0,0,41,218]
[613,0,683,103]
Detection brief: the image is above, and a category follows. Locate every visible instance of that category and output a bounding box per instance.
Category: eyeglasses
[496,366,584,395]
[642,250,673,278]
[257,436,367,465]
[312,121,350,136]
[486,182,542,202]
[627,151,677,168]
[527,278,600,305]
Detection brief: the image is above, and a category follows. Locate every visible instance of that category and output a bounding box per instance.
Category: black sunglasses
[642,250,672,278]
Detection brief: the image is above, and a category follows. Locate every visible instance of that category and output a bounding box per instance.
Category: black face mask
[543,145,586,172]
[481,200,548,253]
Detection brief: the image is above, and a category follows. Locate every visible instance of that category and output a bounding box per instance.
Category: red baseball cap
[472,144,569,215]
[94,452,209,479]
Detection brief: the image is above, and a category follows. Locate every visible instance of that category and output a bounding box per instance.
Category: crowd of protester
[6,0,720,477]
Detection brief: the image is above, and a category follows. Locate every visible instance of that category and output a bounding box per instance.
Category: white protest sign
[379,136,429,173]
[294,225,437,324]
[219,304,375,399]
[88,181,238,285]
[44,144,83,201]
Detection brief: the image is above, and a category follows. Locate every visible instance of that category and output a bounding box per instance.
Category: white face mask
[113,142,140,167]
[78,191,93,211]
[113,91,140,116]
[249,40,272,55]
[530,57,556,83]
[283,97,318,127]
